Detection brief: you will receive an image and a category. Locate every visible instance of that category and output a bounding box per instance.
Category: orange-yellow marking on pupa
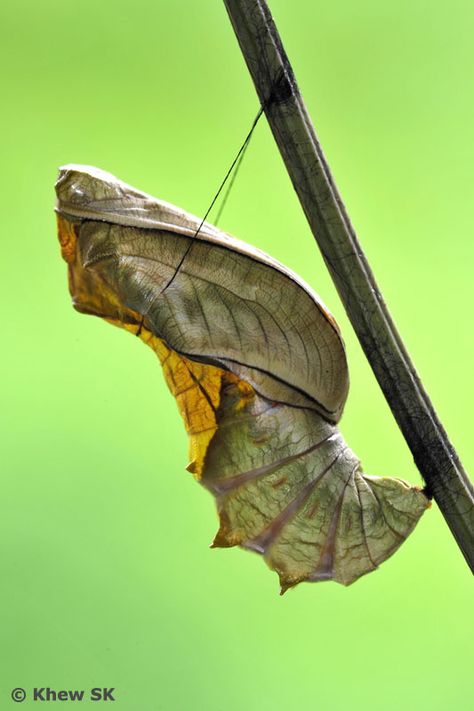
[56,214,78,263]
[116,323,222,478]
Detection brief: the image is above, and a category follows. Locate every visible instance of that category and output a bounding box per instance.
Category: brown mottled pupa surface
[56,165,429,591]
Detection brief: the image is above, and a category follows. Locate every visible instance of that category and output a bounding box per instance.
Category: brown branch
[223,0,474,571]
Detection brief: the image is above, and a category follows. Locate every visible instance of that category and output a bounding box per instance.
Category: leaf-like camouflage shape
[56,165,429,590]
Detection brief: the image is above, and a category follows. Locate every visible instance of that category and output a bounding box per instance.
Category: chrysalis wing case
[56,165,429,591]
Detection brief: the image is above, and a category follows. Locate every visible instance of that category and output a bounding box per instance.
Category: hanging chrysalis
[55,165,429,591]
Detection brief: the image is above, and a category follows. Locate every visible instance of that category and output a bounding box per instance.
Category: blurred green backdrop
[0,1,472,709]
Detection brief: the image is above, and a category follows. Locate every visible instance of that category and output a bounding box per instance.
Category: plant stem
[223,0,474,571]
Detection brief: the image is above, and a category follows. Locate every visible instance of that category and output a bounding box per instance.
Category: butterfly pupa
[55,164,429,591]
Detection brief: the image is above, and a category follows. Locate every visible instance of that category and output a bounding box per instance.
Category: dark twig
[223,0,474,571]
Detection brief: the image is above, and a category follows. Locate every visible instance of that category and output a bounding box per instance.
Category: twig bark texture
[223,0,474,571]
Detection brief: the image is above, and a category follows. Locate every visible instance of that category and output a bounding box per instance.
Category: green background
[1,1,472,708]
